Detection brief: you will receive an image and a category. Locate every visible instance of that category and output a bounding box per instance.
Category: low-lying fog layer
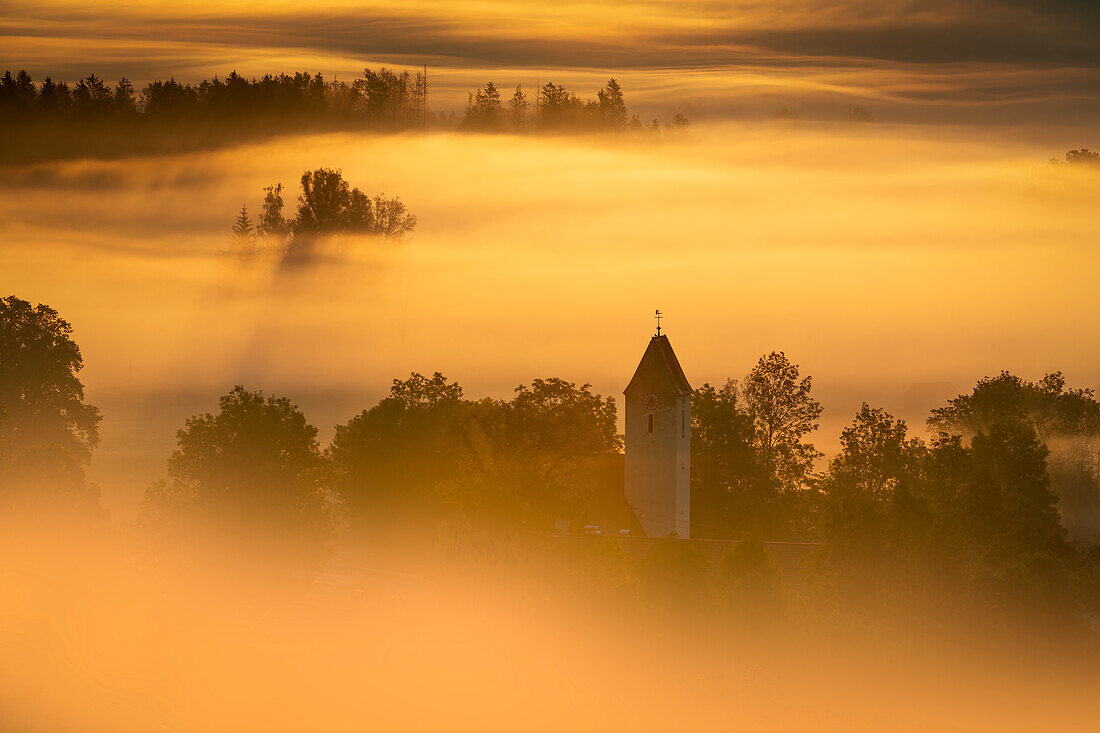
[2,522,1098,733]
[2,122,1098,518]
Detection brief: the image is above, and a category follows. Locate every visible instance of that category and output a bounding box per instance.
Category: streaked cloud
[2,0,1099,123]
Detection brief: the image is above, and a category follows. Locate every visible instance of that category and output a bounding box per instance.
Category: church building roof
[624,335,692,396]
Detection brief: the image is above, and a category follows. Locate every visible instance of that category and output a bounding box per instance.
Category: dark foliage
[691,352,822,540]
[462,77,681,133]
[0,67,429,164]
[0,296,101,514]
[815,403,1080,619]
[930,371,1100,542]
[141,386,334,575]
[234,168,416,263]
[331,373,620,533]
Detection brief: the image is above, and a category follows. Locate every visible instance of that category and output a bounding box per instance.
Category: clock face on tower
[642,393,660,410]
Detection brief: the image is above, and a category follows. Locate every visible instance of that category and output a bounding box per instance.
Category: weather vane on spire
[655,309,662,337]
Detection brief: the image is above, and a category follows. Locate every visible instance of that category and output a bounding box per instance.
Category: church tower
[624,315,691,538]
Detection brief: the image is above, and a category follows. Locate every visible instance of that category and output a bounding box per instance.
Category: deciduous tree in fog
[742,352,824,496]
[929,371,1100,541]
[691,352,822,540]
[690,379,754,538]
[444,378,620,529]
[329,372,466,532]
[142,386,333,563]
[817,401,1079,616]
[257,183,288,237]
[293,168,372,233]
[331,374,621,535]
[0,296,101,513]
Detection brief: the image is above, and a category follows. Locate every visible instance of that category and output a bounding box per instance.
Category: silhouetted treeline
[1,68,427,127]
[0,67,427,164]
[1049,148,1100,166]
[691,360,1100,618]
[1,69,688,164]
[4,295,1099,618]
[461,78,689,133]
[137,373,619,573]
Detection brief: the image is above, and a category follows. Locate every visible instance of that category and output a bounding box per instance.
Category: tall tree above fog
[462,81,504,130]
[597,78,628,130]
[509,85,529,129]
[258,183,288,237]
[742,352,824,496]
[690,352,823,540]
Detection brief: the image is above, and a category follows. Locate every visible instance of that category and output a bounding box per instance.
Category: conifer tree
[509,85,528,130]
[597,78,627,130]
[231,204,256,252]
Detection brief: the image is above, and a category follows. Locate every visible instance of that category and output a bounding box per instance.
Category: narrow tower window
[681,410,685,437]
[647,413,654,433]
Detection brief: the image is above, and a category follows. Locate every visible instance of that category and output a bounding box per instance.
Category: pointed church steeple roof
[625,335,692,396]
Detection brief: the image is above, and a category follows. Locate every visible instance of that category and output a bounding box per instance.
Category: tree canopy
[330,374,621,533]
[817,402,1079,616]
[237,168,417,265]
[691,352,822,539]
[0,296,101,512]
[930,371,1100,541]
[144,386,332,549]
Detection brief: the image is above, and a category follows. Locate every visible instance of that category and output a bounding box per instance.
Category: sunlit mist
[3,2,1100,731]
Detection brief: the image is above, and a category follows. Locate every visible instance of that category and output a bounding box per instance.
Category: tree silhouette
[690,379,754,538]
[816,400,1079,616]
[742,352,823,498]
[330,372,466,532]
[257,183,288,237]
[930,371,1100,541]
[462,81,504,130]
[1065,148,1099,165]
[509,85,529,130]
[0,297,100,460]
[242,169,416,264]
[443,378,620,529]
[597,78,627,130]
[691,353,822,540]
[332,374,621,534]
[0,296,101,512]
[143,386,333,570]
[230,204,256,253]
[293,168,366,233]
